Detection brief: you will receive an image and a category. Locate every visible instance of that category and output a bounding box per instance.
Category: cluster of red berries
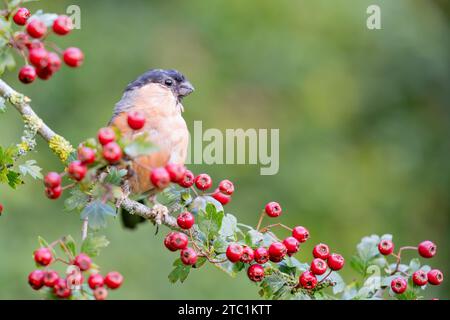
[299,244,345,290]
[29,248,123,300]
[11,8,84,83]
[43,145,95,199]
[10,7,83,84]
[151,165,235,206]
[164,211,198,265]
[378,239,444,294]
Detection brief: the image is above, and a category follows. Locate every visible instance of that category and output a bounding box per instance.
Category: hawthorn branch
[0,78,181,231]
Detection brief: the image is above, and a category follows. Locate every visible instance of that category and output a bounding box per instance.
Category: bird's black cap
[125,69,194,98]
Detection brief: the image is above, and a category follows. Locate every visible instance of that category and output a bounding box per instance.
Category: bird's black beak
[178,81,195,98]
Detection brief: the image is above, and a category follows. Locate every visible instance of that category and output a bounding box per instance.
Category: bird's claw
[151,203,169,225]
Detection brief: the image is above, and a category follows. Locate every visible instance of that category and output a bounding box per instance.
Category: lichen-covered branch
[0,78,180,230]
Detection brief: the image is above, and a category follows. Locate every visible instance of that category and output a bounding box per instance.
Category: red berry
[150,167,171,189]
[247,264,265,282]
[102,142,122,164]
[68,160,87,181]
[44,172,61,188]
[127,111,146,130]
[268,242,287,262]
[283,237,300,255]
[43,270,59,287]
[412,270,428,286]
[240,246,255,264]
[212,189,231,205]
[265,201,282,217]
[313,243,330,260]
[391,277,407,294]
[218,179,234,195]
[292,226,309,243]
[45,185,62,199]
[77,147,96,164]
[73,253,92,271]
[54,278,71,298]
[418,240,437,258]
[26,19,47,38]
[34,247,53,266]
[164,232,178,252]
[28,47,48,68]
[13,8,30,25]
[165,163,186,183]
[378,239,394,255]
[177,211,195,229]
[13,32,30,50]
[52,15,72,35]
[104,271,123,289]
[226,243,244,263]
[179,169,195,188]
[66,270,84,288]
[180,247,198,266]
[427,269,444,285]
[28,270,44,290]
[47,52,61,72]
[310,258,328,275]
[169,232,189,250]
[88,273,104,289]
[63,47,84,67]
[94,287,108,300]
[254,247,269,264]
[36,66,53,80]
[327,253,345,271]
[194,173,212,190]
[97,127,116,145]
[0,203,3,215]
[299,271,317,290]
[18,65,36,84]
[26,39,44,50]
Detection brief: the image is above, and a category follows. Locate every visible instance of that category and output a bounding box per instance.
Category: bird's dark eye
[164,79,173,86]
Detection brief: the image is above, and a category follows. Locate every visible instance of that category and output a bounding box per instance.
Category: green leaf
[219,213,237,238]
[6,170,22,188]
[212,236,229,253]
[64,190,90,212]
[279,256,308,276]
[80,201,117,230]
[103,167,127,186]
[19,160,43,179]
[350,255,366,275]
[0,51,15,74]
[197,202,224,243]
[214,258,244,277]
[61,235,77,257]
[259,273,287,299]
[356,234,381,262]
[245,229,264,247]
[193,257,207,269]
[328,272,346,294]
[408,258,421,273]
[81,235,110,257]
[0,145,18,166]
[168,258,191,283]
[124,136,158,158]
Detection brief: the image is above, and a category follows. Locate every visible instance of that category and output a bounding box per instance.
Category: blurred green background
[1,0,449,299]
